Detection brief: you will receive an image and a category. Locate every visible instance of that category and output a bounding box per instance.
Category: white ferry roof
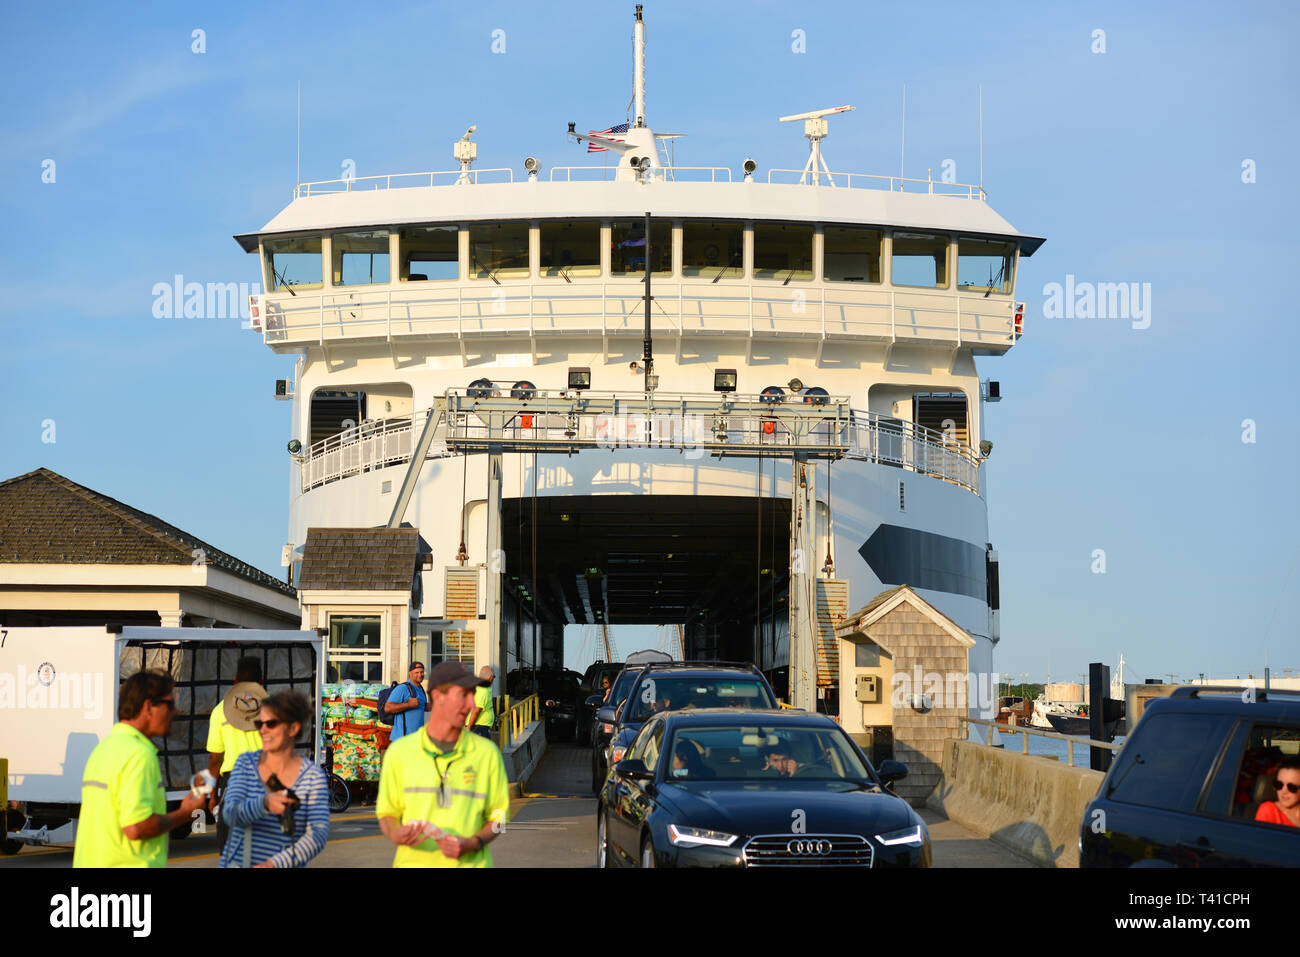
[233,181,1045,256]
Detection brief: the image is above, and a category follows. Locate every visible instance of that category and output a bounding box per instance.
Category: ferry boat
[234,6,1044,716]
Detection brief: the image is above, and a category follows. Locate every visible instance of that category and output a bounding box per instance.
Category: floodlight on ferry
[286,439,302,455]
[568,367,592,391]
[743,158,757,182]
[713,369,737,393]
[787,377,804,392]
[524,156,541,182]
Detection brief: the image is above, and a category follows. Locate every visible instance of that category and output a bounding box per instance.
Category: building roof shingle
[298,527,421,591]
[0,467,296,597]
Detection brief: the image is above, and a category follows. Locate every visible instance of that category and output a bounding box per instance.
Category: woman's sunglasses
[1274,780,1300,794]
[253,719,283,730]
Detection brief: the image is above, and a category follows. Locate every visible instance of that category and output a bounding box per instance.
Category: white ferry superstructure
[235,6,1043,718]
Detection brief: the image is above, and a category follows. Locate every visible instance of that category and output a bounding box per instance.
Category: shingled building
[0,468,299,628]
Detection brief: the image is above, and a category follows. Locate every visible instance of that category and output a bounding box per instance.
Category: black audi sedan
[597,709,929,867]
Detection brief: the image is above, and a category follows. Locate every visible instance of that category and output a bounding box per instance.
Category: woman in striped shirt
[219,690,330,868]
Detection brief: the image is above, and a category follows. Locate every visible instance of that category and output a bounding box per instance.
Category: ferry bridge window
[611,219,672,276]
[753,223,813,281]
[400,225,459,281]
[681,220,743,279]
[332,230,391,286]
[823,225,882,283]
[469,221,530,280]
[891,232,949,288]
[540,220,601,278]
[957,238,1014,294]
[264,235,323,293]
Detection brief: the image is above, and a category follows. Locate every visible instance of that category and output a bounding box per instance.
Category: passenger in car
[1255,756,1300,827]
[671,741,714,779]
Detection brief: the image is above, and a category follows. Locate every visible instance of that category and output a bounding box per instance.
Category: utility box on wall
[855,674,880,703]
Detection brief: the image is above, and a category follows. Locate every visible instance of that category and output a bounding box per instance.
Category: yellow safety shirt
[72,722,167,868]
[376,725,509,868]
[207,702,262,774]
[471,686,494,727]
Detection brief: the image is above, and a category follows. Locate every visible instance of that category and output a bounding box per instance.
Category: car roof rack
[1169,686,1300,701]
[640,659,764,677]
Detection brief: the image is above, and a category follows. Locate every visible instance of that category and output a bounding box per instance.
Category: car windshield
[540,674,578,698]
[626,677,774,721]
[664,725,872,782]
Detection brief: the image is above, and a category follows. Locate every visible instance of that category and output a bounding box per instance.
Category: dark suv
[1080,686,1300,867]
[597,662,778,793]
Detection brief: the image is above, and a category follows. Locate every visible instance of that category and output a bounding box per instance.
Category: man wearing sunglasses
[377,662,510,866]
[74,671,207,867]
[1255,756,1300,827]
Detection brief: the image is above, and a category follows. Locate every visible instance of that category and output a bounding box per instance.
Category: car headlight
[611,746,628,763]
[874,824,925,847]
[668,824,738,848]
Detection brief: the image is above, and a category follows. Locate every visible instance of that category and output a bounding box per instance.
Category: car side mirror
[585,694,605,708]
[596,706,616,725]
[876,760,909,783]
[615,759,654,781]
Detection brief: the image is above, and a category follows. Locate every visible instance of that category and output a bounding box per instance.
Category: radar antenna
[778,105,855,186]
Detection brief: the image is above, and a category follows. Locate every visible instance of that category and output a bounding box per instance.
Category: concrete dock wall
[503,721,546,797]
[926,739,1104,868]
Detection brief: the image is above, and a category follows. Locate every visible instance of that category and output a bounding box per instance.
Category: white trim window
[327,614,384,682]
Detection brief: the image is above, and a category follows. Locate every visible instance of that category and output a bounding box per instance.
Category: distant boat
[1045,707,1124,739]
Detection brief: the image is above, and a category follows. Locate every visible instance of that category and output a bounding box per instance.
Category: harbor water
[991,727,1124,766]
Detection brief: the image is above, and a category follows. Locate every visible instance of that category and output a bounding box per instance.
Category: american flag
[586,123,629,153]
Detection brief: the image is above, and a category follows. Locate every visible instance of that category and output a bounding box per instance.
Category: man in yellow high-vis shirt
[377,662,509,867]
[206,656,267,850]
[466,665,495,740]
[73,671,206,868]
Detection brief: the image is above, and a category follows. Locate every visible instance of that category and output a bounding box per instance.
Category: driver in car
[762,744,804,778]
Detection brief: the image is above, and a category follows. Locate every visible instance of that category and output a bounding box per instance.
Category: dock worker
[377,662,509,867]
[466,665,495,739]
[207,656,267,850]
[73,670,207,867]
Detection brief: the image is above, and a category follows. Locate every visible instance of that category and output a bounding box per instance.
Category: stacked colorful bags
[321,682,386,781]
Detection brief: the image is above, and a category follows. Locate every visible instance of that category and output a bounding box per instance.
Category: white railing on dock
[297,401,983,496]
[961,717,1122,769]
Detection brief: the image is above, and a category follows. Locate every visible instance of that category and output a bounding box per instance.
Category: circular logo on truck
[37,662,56,686]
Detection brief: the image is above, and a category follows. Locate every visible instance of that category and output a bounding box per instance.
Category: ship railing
[297,401,983,495]
[548,166,733,183]
[257,281,1016,353]
[766,168,987,199]
[299,409,453,491]
[847,410,982,495]
[960,717,1122,769]
[293,168,515,198]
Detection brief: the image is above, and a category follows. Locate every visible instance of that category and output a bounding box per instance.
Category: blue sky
[2,1,1296,683]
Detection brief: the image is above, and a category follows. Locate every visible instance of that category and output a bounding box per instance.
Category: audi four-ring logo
[787,839,832,856]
